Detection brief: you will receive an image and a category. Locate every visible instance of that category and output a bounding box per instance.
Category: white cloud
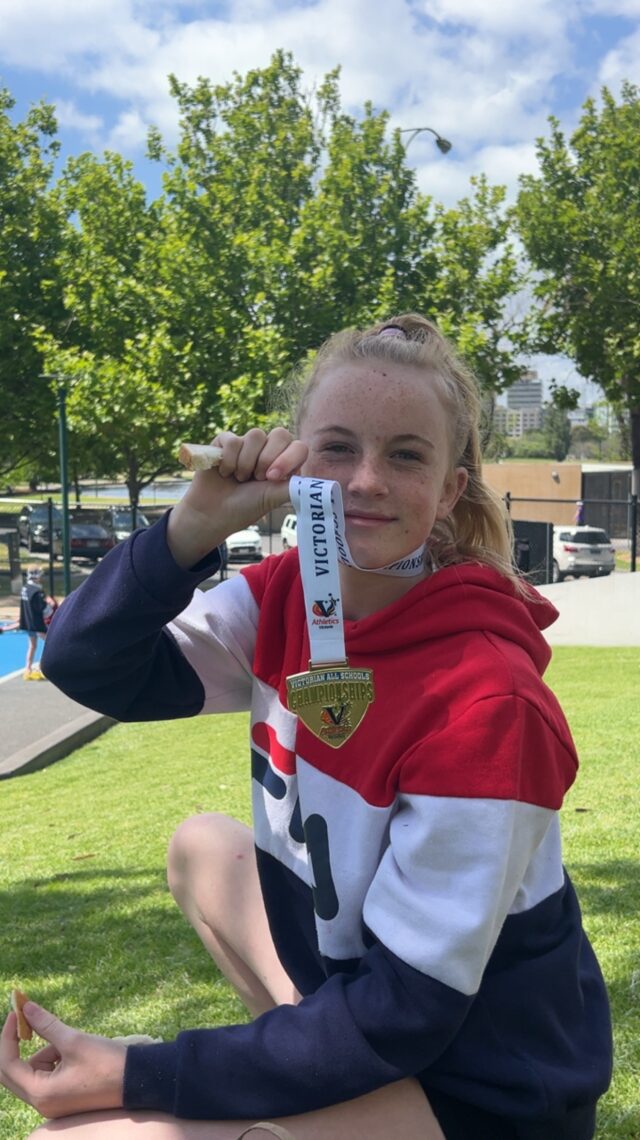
[106,109,150,152]
[424,0,578,39]
[596,26,640,91]
[54,99,103,134]
[0,0,633,203]
[0,0,152,70]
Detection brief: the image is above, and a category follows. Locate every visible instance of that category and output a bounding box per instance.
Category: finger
[22,1003,73,1050]
[29,1043,61,1071]
[1,1010,19,1063]
[234,428,268,483]
[209,432,244,479]
[0,1012,30,1100]
[253,428,296,480]
[264,440,309,482]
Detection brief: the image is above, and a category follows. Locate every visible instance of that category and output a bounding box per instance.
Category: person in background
[19,565,49,681]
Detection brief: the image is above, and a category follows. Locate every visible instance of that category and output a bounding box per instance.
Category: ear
[435,466,468,521]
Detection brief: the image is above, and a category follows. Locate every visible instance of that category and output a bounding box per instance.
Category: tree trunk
[631,407,640,499]
[126,455,141,530]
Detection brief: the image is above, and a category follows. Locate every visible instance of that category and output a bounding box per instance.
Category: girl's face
[299,359,468,570]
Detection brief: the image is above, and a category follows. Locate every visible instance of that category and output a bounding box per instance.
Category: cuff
[123,1040,179,1115]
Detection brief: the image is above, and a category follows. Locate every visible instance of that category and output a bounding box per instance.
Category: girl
[1,315,612,1139]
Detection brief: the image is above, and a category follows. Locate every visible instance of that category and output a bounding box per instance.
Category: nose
[346,453,388,497]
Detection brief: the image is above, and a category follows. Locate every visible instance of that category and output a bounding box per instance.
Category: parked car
[17,504,63,552]
[53,509,116,562]
[552,526,615,582]
[99,506,151,542]
[280,513,297,549]
[225,525,263,562]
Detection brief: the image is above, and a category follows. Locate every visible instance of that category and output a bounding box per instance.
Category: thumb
[23,1002,74,1047]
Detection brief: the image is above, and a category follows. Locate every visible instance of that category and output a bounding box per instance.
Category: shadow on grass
[0,866,247,1038]
[570,858,640,919]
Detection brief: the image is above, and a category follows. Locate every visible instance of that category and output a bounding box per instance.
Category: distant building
[506,370,543,411]
[494,404,542,438]
[567,406,595,428]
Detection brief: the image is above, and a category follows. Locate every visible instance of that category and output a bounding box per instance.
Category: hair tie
[378,325,407,339]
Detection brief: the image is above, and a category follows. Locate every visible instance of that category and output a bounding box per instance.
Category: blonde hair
[291,312,518,582]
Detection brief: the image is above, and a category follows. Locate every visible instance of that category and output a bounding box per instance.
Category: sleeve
[41,512,257,721]
[123,696,562,1121]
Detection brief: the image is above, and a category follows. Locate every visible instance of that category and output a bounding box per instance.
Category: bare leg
[30,817,445,1135]
[29,1076,445,1138]
[167,813,300,1016]
[25,634,37,672]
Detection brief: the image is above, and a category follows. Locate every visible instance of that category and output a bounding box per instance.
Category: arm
[42,428,307,721]
[42,515,221,720]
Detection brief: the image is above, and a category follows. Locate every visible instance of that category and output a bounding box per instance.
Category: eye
[392,449,424,462]
[320,442,354,455]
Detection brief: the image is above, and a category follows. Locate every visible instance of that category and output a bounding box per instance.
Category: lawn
[1,647,639,1139]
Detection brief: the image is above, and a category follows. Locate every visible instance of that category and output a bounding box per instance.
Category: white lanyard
[288,476,426,667]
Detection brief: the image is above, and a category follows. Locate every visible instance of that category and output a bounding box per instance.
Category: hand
[0,1001,126,1120]
[169,426,308,569]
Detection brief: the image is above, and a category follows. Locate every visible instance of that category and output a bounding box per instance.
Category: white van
[280,514,297,549]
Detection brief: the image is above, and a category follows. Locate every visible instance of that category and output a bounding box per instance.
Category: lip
[345,512,396,526]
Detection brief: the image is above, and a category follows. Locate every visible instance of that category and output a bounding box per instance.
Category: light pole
[42,373,71,596]
[399,126,452,154]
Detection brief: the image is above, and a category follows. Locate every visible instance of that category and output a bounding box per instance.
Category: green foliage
[40,152,212,503]
[543,402,572,461]
[151,52,527,432]
[0,90,65,479]
[508,430,551,459]
[517,83,640,485]
[3,53,529,499]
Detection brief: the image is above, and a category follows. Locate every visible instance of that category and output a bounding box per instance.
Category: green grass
[1,650,639,1138]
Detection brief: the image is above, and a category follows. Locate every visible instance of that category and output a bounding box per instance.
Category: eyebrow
[314,426,435,449]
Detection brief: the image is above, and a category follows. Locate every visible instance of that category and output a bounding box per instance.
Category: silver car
[552,526,615,582]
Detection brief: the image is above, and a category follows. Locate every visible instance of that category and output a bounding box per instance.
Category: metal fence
[504,493,638,575]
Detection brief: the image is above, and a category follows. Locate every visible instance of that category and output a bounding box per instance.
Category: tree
[0,90,64,480]
[40,151,211,509]
[517,83,640,494]
[150,53,527,432]
[542,404,571,461]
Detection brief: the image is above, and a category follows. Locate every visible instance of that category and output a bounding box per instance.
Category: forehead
[302,359,450,431]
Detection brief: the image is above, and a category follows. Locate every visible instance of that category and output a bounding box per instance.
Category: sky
[2,0,640,403]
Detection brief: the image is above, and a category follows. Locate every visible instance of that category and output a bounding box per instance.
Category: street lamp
[41,373,71,596]
[399,126,453,154]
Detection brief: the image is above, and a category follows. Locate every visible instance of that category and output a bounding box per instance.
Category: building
[494,404,542,438]
[506,370,543,411]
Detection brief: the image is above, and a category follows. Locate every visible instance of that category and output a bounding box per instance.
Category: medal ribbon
[289,476,426,666]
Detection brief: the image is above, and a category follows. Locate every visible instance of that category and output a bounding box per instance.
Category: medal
[285,477,428,747]
[286,664,375,749]
[285,477,379,748]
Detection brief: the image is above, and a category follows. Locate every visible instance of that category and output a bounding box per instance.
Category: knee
[167,812,251,897]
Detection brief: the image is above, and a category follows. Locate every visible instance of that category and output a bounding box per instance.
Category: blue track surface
[0,627,43,677]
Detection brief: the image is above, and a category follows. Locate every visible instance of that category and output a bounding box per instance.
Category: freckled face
[299,360,468,569]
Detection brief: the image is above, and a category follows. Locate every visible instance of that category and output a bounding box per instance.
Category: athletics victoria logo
[312,594,338,618]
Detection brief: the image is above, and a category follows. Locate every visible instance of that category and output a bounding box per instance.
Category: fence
[504,493,638,575]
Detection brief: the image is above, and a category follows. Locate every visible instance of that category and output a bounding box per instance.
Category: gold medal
[286,661,375,749]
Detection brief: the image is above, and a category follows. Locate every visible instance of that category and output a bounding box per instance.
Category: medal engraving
[286,665,375,749]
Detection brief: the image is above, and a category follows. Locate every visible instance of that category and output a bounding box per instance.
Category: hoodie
[42,514,612,1125]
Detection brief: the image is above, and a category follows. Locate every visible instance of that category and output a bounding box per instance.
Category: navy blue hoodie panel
[42,514,219,720]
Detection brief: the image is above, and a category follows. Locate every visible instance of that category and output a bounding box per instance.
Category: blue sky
[2,0,639,400]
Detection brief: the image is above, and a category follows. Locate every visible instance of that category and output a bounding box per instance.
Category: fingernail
[266,467,281,480]
[24,1002,40,1015]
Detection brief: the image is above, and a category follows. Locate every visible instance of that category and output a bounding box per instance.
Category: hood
[344,563,557,677]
